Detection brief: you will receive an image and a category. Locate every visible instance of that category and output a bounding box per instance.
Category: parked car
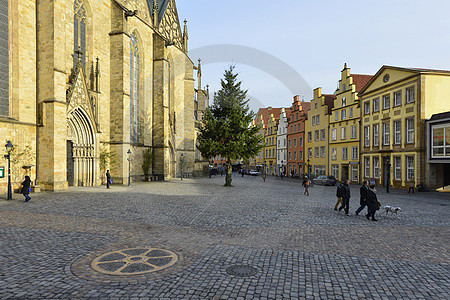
[312,175,337,186]
[248,170,259,176]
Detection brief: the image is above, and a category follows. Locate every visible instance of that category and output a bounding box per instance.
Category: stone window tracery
[130,33,141,144]
[74,0,87,71]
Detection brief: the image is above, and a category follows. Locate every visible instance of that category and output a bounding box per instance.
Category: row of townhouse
[251,64,450,190]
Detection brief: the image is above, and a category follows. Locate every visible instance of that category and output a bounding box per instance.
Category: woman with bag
[21,175,32,202]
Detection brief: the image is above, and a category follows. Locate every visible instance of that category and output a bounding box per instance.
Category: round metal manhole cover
[226,265,258,277]
[91,247,178,276]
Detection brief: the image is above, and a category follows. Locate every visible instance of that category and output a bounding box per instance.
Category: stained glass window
[74,0,87,71]
[130,33,141,144]
[0,0,9,116]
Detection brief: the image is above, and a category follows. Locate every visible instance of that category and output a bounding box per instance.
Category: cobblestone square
[0,176,449,299]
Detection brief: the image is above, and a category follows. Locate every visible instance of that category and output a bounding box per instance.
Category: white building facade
[277,108,289,176]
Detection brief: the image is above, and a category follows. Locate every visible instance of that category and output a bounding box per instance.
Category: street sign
[0,167,4,178]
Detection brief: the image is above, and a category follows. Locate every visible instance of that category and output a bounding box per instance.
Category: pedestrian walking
[302,176,310,196]
[408,177,415,194]
[106,170,112,189]
[262,172,266,182]
[355,180,369,215]
[366,185,381,221]
[21,175,32,202]
[338,180,351,215]
[334,183,343,210]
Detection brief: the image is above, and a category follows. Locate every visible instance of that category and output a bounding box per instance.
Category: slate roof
[351,74,373,92]
[323,94,336,114]
[430,111,450,121]
[148,0,170,21]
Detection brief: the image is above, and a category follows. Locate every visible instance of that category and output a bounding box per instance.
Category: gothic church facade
[0,0,208,192]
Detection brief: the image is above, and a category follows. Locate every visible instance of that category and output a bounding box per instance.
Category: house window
[278,151,280,160]
[373,98,380,112]
[320,129,325,141]
[394,120,401,145]
[332,165,339,178]
[341,127,346,140]
[352,146,358,160]
[312,116,316,126]
[406,87,415,103]
[0,0,9,116]
[308,132,312,142]
[332,128,337,141]
[394,156,401,180]
[383,95,390,109]
[342,109,347,120]
[351,165,359,182]
[294,151,297,160]
[373,124,379,147]
[332,148,337,160]
[315,130,319,141]
[351,125,357,139]
[342,147,348,160]
[394,91,402,106]
[314,147,319,158]
[299,151,303,160]
[383,123,390,146]
[373,157,379,178]
[294,139,297,147]
[283,139,286,147]
[349,107,353,118]
[335,111,339,121]
[364,101,370,114]
[317,115,320,125]
[130,33,141,144]
[364,126,370,147]
[299,138,303,147]
[308,148,312,158]
[342,97,347,106]
[364,157,370,178]
[432,125,450,157]
[320,146,325,158]
[278,140,280,147]
[406,156,415,181]
[289,152,291,160]
[406,118,415,143]
[315,103,318,109]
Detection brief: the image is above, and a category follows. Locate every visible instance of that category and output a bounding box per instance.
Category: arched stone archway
[67,107,96,186]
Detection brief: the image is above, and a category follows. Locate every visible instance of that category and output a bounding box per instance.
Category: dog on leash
[382,205,402,216]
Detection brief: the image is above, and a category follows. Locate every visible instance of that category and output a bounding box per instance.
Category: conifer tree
[197,66,263,186]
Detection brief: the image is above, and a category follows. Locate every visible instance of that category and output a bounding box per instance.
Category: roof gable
[359,66,419,95]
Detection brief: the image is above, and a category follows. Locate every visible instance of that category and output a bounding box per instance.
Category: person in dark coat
[21,175,32,202]
[355,180,369,215]
[366,185,380,221]
[106,170,112,189]
[302,176,310,196]
[338,180,351,215]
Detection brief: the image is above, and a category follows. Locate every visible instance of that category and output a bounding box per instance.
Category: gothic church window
[74,0,87,71]
[0,0,9,116]
[130,33,141,144]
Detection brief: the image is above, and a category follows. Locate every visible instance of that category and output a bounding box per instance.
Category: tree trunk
[225,161,233,187]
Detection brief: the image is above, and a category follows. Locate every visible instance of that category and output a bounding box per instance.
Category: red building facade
[287,96,310,177]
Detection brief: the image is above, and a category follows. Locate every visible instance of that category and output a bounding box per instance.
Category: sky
[176,0,450,111]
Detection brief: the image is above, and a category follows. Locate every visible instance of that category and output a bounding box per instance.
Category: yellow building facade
[305,88,335,176]
[359,66,450,189]
[0,0,203,193]
[329,64,372,183]
[265,114,278,175]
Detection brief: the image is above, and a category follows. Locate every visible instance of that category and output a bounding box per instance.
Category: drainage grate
[226,265,258,277]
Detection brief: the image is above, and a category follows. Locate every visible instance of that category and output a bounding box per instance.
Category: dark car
[312,175,337,186]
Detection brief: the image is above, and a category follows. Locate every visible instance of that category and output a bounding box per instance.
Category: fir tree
[197,66,263,187]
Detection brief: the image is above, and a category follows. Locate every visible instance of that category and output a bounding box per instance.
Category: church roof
[148,0,170,21]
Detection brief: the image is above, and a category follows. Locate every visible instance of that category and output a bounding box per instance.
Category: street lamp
[180,153,184,180]
[127,149,132,186]
[307,158,310,177]
[4,141,13,200]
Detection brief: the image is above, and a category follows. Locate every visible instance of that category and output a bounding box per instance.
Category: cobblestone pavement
[0,176,449,299]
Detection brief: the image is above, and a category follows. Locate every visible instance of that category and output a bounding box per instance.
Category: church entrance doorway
[67,107,96,186]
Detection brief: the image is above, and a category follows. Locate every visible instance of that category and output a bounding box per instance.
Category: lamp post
[280,160,284,179]
[307,158,310,178]
[4,141,13,200]
[180,153,184,180]
[127,149,131,186]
